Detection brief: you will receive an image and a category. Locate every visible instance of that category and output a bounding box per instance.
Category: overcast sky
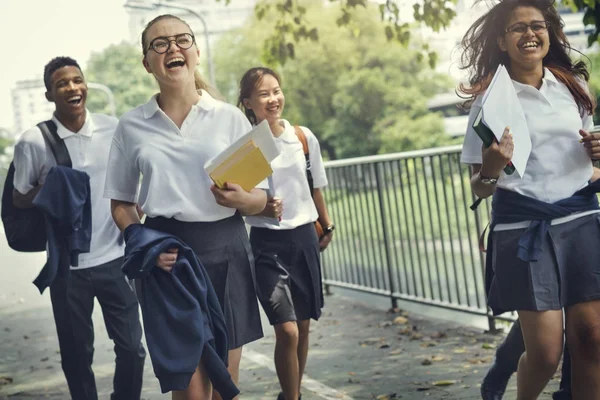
[0,0,131,131]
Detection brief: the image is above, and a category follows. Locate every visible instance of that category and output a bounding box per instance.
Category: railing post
[374,163,398,309]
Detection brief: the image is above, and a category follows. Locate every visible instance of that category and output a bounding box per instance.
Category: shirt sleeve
[303,126,328,188]
[460,97,484,165]
[103,124,140,203]
[12,127,47,194]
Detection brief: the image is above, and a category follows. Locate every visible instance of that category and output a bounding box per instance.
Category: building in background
[11,78,53,138]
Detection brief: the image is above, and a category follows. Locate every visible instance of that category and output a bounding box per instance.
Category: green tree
[220,0,600,66]
[214,2,455,159]
[218,0,457,66]
[85,42,157,117]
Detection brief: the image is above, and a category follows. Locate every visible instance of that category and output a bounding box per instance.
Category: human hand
[481,127,514,178]
[579,129,600,160]
[210,182,247,209]
[156,248,178,272]
[319,231,333,252]
[261,197,283,219]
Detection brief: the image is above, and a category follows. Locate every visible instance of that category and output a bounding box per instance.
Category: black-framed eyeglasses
[146,33,195,54]
[505,21,550,36]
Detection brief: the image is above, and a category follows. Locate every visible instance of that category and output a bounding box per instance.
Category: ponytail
[194,69,207,91]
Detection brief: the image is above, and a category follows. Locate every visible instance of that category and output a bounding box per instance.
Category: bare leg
[274,321,300,400]
[566,299,600,400]
[296,319,311,394]
[516,310,563,400]
[172,363,212,400]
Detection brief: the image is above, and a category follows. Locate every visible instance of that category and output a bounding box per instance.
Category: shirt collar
[280,119,299,143]
[51,110,95,139]
[512,67,558,94]
[142,89,216,119]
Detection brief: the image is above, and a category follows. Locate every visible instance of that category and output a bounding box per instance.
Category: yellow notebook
[209,140,273,192]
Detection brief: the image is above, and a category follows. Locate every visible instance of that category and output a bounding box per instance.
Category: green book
[473,108,515,175]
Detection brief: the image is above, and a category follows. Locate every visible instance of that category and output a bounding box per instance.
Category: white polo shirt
[12,112,125,269]
[246,120,328,230]
[462,68,594,202]
[461,68,597,230]
[104,90,267,222]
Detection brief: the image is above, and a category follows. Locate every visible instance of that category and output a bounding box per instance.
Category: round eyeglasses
[505,21,550,36]
[146,33,195,55]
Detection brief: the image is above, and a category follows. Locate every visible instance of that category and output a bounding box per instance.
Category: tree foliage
[214,3,456,159]
[216,0,457,67]
[563,0,600,47]
[85,42,157,117]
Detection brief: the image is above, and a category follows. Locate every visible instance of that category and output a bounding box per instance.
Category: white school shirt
[246,120,328,230]
[104,90,268,222]
[461,68,597,231]
[12,112,125,269]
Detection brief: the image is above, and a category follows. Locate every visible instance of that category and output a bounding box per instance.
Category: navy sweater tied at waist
[491,180,600,263]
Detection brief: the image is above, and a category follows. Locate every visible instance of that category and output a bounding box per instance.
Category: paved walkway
[0,239,561,399]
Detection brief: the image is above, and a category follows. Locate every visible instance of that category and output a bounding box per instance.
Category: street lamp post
[124,1,216,86]
[87,82,117,117]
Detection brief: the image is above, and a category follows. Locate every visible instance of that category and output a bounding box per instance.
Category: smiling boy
[11,57,146,400]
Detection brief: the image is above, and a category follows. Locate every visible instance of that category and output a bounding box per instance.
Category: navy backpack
[1,120,72,252]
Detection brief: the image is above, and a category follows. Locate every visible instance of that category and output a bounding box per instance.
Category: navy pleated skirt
[145,213,264,349]
[250,223,324,325]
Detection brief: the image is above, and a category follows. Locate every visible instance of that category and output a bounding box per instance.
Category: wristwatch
[323,224,335,234]
[479,173,498,185]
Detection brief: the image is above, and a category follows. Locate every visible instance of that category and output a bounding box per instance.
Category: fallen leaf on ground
[482,343,496,350]
[360,337,384,346]
[431,331,447,339]
[420,342,437,348]
[379,321,393,328]
[421,359,433,366]
[433,380,456,386]
[348,372,356,376]
[379,343,390,349]
[376,393,397,400]
[432,356,445,362]
[0,377,13,385]
[393,316,408,325]
[389,349,403,355]
[453,348,466,354]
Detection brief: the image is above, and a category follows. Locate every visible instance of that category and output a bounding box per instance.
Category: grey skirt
[250,223,324,325]
[488,213,600,313]
[144,213,263,349]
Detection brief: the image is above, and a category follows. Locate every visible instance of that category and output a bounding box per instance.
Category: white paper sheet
[481,65,532,177]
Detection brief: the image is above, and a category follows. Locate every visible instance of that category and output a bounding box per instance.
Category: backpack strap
[37,120,72,168]
[293,125,314,197]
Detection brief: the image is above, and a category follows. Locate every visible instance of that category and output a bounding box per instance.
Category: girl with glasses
[104,14,267,400]
[459,0,600,398]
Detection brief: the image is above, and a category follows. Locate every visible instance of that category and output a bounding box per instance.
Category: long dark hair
[458,0,595,114]
[237,67,282,125]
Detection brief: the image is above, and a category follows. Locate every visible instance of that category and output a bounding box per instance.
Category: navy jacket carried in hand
[32,166,91,293]
[122,224,238,399]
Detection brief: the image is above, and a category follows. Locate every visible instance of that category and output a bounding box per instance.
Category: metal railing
[320,145,503,330]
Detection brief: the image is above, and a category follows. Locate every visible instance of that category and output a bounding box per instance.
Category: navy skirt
[144,213,263,349]
[250,223,324,325]
[488,213,600,313]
